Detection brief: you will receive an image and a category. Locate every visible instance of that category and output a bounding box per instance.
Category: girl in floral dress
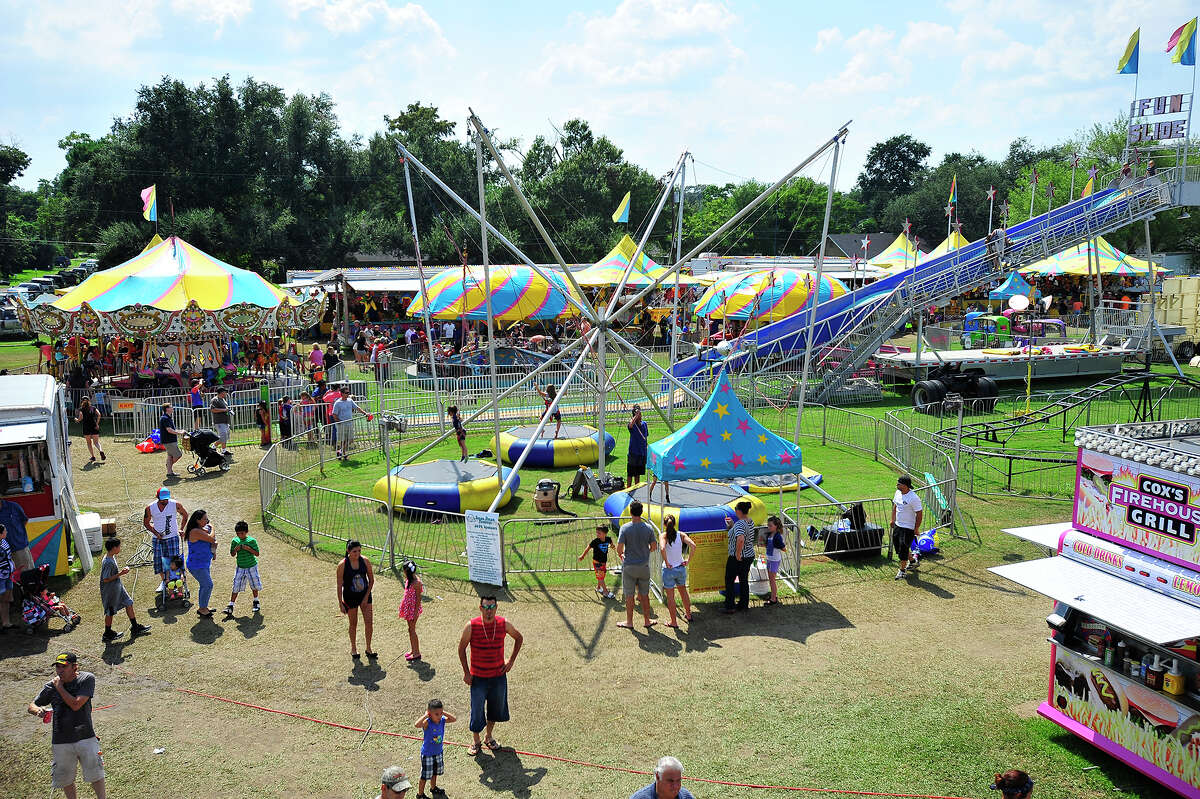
[398,560,423,662]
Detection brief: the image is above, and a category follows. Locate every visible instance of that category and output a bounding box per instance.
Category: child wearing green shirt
[225,521,262,616]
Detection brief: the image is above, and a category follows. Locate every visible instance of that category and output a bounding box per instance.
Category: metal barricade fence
[502,516,617,575]
[391,511,469,569]
[308,485,390,553]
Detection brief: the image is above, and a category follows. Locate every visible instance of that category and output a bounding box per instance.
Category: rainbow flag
[1167,18,1197,66]
[1117,28,1140,74]
[611,191,630,224]
[947,174,957,205]
[1080,177,1095,198]
[140,184,157,222]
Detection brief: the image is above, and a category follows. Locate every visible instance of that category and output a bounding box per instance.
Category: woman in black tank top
[74,397,106,463]
[336,540,375,660]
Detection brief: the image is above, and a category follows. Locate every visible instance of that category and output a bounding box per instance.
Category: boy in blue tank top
[414,698,456,798]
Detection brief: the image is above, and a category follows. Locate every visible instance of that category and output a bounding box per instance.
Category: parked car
[0,308,21,331]
[80,259,98,273]
[52,256,70,268]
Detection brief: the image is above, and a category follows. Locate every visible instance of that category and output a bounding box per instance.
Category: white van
[0,375,90,575]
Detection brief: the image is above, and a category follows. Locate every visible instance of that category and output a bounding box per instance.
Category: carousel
[14,236,325,390]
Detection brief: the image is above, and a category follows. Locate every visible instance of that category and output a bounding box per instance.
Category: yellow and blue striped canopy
[53,236,291,312]
[409,264,582,320]
[693,268,847,321]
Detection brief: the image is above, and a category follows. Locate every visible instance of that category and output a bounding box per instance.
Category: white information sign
[465,510,504,586]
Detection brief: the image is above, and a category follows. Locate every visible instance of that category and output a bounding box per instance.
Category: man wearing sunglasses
[28,652,106,798]
[457,595,523,756]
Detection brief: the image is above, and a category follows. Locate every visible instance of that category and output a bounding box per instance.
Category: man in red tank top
[457,595,523,756]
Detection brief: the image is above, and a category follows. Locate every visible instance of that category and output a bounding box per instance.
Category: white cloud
[172,0,253,30]
[534,0,741,88]
[814,26,842,53]
[14,0,161,70]
[284,0,450,49]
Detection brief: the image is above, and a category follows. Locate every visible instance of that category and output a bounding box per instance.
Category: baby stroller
[157,555,191,611]
[183,428,231,476]
[15,564,82,634]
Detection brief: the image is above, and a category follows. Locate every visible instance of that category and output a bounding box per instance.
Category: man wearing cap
[210,387,231,455]
[143,488,188,594]
[330,386,372,461]
[158,403,183,480]
[891,475,924,581]
[28,653,106,799]
[626,405,648,487]
[375,765,412,798]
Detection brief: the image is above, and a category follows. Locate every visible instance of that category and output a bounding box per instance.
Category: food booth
[994,419,1200,797]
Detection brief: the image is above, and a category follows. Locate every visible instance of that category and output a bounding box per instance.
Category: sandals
[366,651,378,659]
[351,652,361,661]
[485,737,501,751]
[404,652,421,662]
[467,743,481,756]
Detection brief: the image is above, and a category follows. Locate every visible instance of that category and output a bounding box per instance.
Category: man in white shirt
[891,475,923,581]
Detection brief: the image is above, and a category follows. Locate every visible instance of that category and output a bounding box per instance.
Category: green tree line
[0,74,1195,279]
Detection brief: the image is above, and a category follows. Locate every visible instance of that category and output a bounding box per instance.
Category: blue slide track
[667,185,1127,388]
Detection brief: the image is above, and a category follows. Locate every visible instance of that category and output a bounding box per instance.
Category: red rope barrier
[176,688,971,798]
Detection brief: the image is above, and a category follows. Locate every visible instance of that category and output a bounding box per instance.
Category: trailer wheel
[1176,340,1196,360]
[975,377,1000,412]
[912,379,947,411]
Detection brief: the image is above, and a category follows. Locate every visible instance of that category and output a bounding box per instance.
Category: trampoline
[603,480,767,533]
[495,424,616,468]
[372,459,518,514]
[708,466,824,494]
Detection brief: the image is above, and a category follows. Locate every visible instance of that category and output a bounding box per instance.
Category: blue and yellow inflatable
[603,480,767,533]
[495,424,616,468]
[372,459,518,513]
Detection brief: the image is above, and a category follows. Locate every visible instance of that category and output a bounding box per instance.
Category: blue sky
[2,0,1197,194]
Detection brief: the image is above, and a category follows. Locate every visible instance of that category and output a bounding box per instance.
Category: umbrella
[693,268,848,321]
[409,264,583,320]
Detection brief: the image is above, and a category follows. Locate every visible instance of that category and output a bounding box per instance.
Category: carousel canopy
[408,264,583,320]
[648,369,803,480]
[692,268,848,321]
[14,236,323,340]
[1018,236,1168,276]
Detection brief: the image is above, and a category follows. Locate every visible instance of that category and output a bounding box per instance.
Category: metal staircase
[809,166,1198,403]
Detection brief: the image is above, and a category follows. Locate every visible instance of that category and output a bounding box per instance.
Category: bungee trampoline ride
[603,480,768,533]
[494,424,617,468]
[372,459,519,514]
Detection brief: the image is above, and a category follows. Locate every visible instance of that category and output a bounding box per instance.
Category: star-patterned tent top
[647,369,803,481]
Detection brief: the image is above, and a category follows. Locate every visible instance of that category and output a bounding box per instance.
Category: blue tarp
[989,271,1042,300]
[648,370,803,481]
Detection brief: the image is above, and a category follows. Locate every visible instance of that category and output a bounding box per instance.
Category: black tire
[975,376,1000,412]
[912,379,947,411]
[1176,341,1196,360]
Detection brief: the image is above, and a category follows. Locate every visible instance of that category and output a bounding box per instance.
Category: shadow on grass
[679,594,854,653]
[189,616,225,645]
[1029,718,1178,798]
[347,660,387,691]
[475,748,547,799]
[233,611,265,639]
[408,659,435,682]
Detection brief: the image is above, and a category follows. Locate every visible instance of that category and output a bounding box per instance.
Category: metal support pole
[795,133,844,441]
[401,334,588,465]
[597,324,608,478]
[914,311,925,382]
[382,421,395,571]
[402,160,445,434]
[613,346,673,431]
[608,329,706,405]
[613,122,851,321]
[488,329,599,512]
[669,159,686,426]
[476,134,503,492]
[340,273,351,353]
[468,113,597,321]
[394,140,597,323]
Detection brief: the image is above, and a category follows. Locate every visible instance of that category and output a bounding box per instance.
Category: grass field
[2,343,1197,799]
